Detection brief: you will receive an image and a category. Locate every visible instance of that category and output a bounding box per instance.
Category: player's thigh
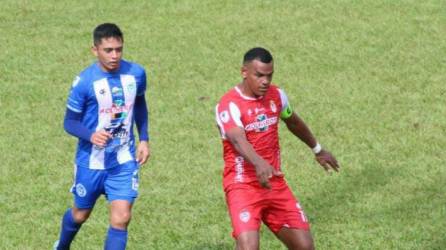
[104,161,139,204]
[72,165,105,209]
[263,185,310,234]
[276,228,314,250]
[225,184,264,239]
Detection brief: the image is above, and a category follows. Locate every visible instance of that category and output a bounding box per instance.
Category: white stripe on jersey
[278,88,290,112]
[90,78,112,169]
[229,102,243,127]
[67,104,82,113]
[215,104,226,139]
[215,102,243,139]
[117,74,136,164]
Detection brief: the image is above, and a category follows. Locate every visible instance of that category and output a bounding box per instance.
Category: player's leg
[276,228,314,250]
[55,166,104,250]
[263,185,313,250]
[103,162,139,250]
[236,231,260,250]
[225,184,264,250]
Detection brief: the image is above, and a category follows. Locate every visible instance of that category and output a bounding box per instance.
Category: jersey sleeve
[215,100,243,138]
[136,69,147,96]
[66,76,88,113]
[278,88,293,119]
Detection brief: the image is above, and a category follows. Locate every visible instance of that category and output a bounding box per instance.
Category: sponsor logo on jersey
[219,110,230,123]
[254,107,265,114]
[245,114,277,132]
[99,103,133,114]
[75,183,87,197]
[239,210,251,223]
[234,156,244,182]
[114,99,124,106]
[112,87,123,96]
[99,89,106,95]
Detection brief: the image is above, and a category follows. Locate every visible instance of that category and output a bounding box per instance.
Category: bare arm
[226,127,283,188]
[283,112,340,172]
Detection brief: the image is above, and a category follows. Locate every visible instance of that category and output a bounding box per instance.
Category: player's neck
[237,82,258,99]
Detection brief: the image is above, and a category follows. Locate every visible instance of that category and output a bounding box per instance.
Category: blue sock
[56,208,82,250]
[104,227,128,250]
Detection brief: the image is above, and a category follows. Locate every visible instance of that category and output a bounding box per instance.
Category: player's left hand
[315,149,339,172]
[137,141,150,166]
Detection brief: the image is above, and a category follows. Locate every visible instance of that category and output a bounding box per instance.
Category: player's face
[92,37,123,72]
[241,59,274,97]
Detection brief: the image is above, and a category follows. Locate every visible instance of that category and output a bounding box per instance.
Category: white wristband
[312,143,322,154]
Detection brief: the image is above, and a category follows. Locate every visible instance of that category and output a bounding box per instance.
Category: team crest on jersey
[239,210,250,223]
[220,110,230,123]
[75,183,87,197]
[127,83,136,94]
[270,100,277,113]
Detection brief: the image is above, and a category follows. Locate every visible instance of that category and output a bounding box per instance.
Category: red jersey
[216,84,291,190]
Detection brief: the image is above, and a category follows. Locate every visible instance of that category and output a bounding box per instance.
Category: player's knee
[72,208,91,224]
[291,237,314,250]
[110,210,132,228]
[297,240,314,250]
[236,235,259,250]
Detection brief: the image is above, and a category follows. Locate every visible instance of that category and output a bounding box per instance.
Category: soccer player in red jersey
[215,47,339,250]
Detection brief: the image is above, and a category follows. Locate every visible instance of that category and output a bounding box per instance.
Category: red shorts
[225,182,310,238]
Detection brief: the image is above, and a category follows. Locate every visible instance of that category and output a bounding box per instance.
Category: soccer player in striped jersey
[215,47,339,250]
[54,23,150,250]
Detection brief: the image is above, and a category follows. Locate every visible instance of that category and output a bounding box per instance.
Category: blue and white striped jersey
[67,60,147,169]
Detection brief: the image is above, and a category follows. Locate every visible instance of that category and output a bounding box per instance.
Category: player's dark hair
[243,47,273,64]
[93,23,123,46]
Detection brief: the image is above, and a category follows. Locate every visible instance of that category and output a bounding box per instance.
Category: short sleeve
[215,100,243,138]
[66,76,87,113]
[278,88,293,119]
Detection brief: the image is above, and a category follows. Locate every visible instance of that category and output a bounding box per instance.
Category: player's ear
[241,65,248,79]
[91,45,98,57]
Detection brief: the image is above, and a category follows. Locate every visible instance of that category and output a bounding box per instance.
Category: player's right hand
[255,162,283,189]
[90,130,112,147]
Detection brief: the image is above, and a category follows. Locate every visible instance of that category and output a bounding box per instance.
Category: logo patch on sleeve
[219,110,230,123]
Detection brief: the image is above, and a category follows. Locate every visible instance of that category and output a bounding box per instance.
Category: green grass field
[1,0,445,249]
